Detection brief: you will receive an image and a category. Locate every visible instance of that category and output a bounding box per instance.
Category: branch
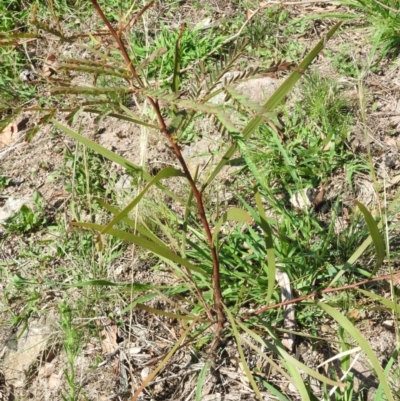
[90,0,143,88]
[90,0,225,352]
[241,270,400,321]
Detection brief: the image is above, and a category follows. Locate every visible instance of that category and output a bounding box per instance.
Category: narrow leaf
[135,304,200,321]
[0,33,38,39]
[51,86,132,95]
[225,306,263,400]
[355,200,385,276]
[96,199,167,247]
[51,119,183,204]
[131,320,198,401]
[137,47,168,72]
[329,187,400,286]
[58,63,130,79]
[172,24,185,96]
[121,292,159,314]
[240,320,344,388]
[255,188,276,305]
[117,104,159,128]
[71,222,206,276]
[317,302,394,401]
[375,344,400,401]
[101,167,185,234]
[196,360,212,401]
[212,208,251,245]
[356,288,399,312]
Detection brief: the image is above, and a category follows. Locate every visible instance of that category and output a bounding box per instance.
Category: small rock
[129,346,142,355]
[2,317,54,387]
[141,367,150,380]
[0,195,35,225]
[19,69,38,82]
[39,362,54,378]
[386,154,396,169]
[235,76,280,104]
[289,188,314,210]
[48,372,61,389]
[210,73,281,105]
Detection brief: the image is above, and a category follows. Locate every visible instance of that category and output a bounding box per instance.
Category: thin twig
[204,7,259,59]
[121,0,155,34]
[241,270,400,321]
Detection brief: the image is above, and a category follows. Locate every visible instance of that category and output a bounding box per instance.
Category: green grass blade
[71,222,206,276]
[298,13,356,21]
[0,32,38,39]
[225,306,262,400]
[255,188,276,305]
[96,199,168,247]
[212,208,251,245]
[11,274,153,290]
[240,320,344,388]
[356,288,399,312]
[52,119,183,204]
[239,335,293,383]
[355,200,385,276]
[239,324,309,400]
[117,104,159,128]
[202,115,262,192]
[261,381,291,401]
[52,119,143,174]
[317,302,394,401]
[121,293,159,314]
[181,166,197,257]
[329,188,400,286]
[172,25,184,97]
[195,360,211,401]
[101,167,185,234]
[131,319,198,400]
[375,344,400,401]
[135,304,200,321]
[202,21,342,190]
[51,86,132,95]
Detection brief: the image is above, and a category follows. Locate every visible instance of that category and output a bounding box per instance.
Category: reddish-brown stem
[120,0,155,34]
[90,0,225,347]
[90,0,143,88]
[240,270,400,321]
[147,97,225,350]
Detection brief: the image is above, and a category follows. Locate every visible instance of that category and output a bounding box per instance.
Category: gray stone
[0,195,34,226]
[210,73,281,105]
[1,317,54,387]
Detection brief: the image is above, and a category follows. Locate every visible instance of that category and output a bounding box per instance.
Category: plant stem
[90,0,225,349]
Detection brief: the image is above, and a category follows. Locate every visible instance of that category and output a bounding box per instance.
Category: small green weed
[131,22,227,81]
[3,191,48,234]
[326,44,359,78]
[244,6,307,62]
[0,172,11,189]
[338,0,400,58]
[50,146,112,204]
[58,301,83,401]
[0,1,26,32]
